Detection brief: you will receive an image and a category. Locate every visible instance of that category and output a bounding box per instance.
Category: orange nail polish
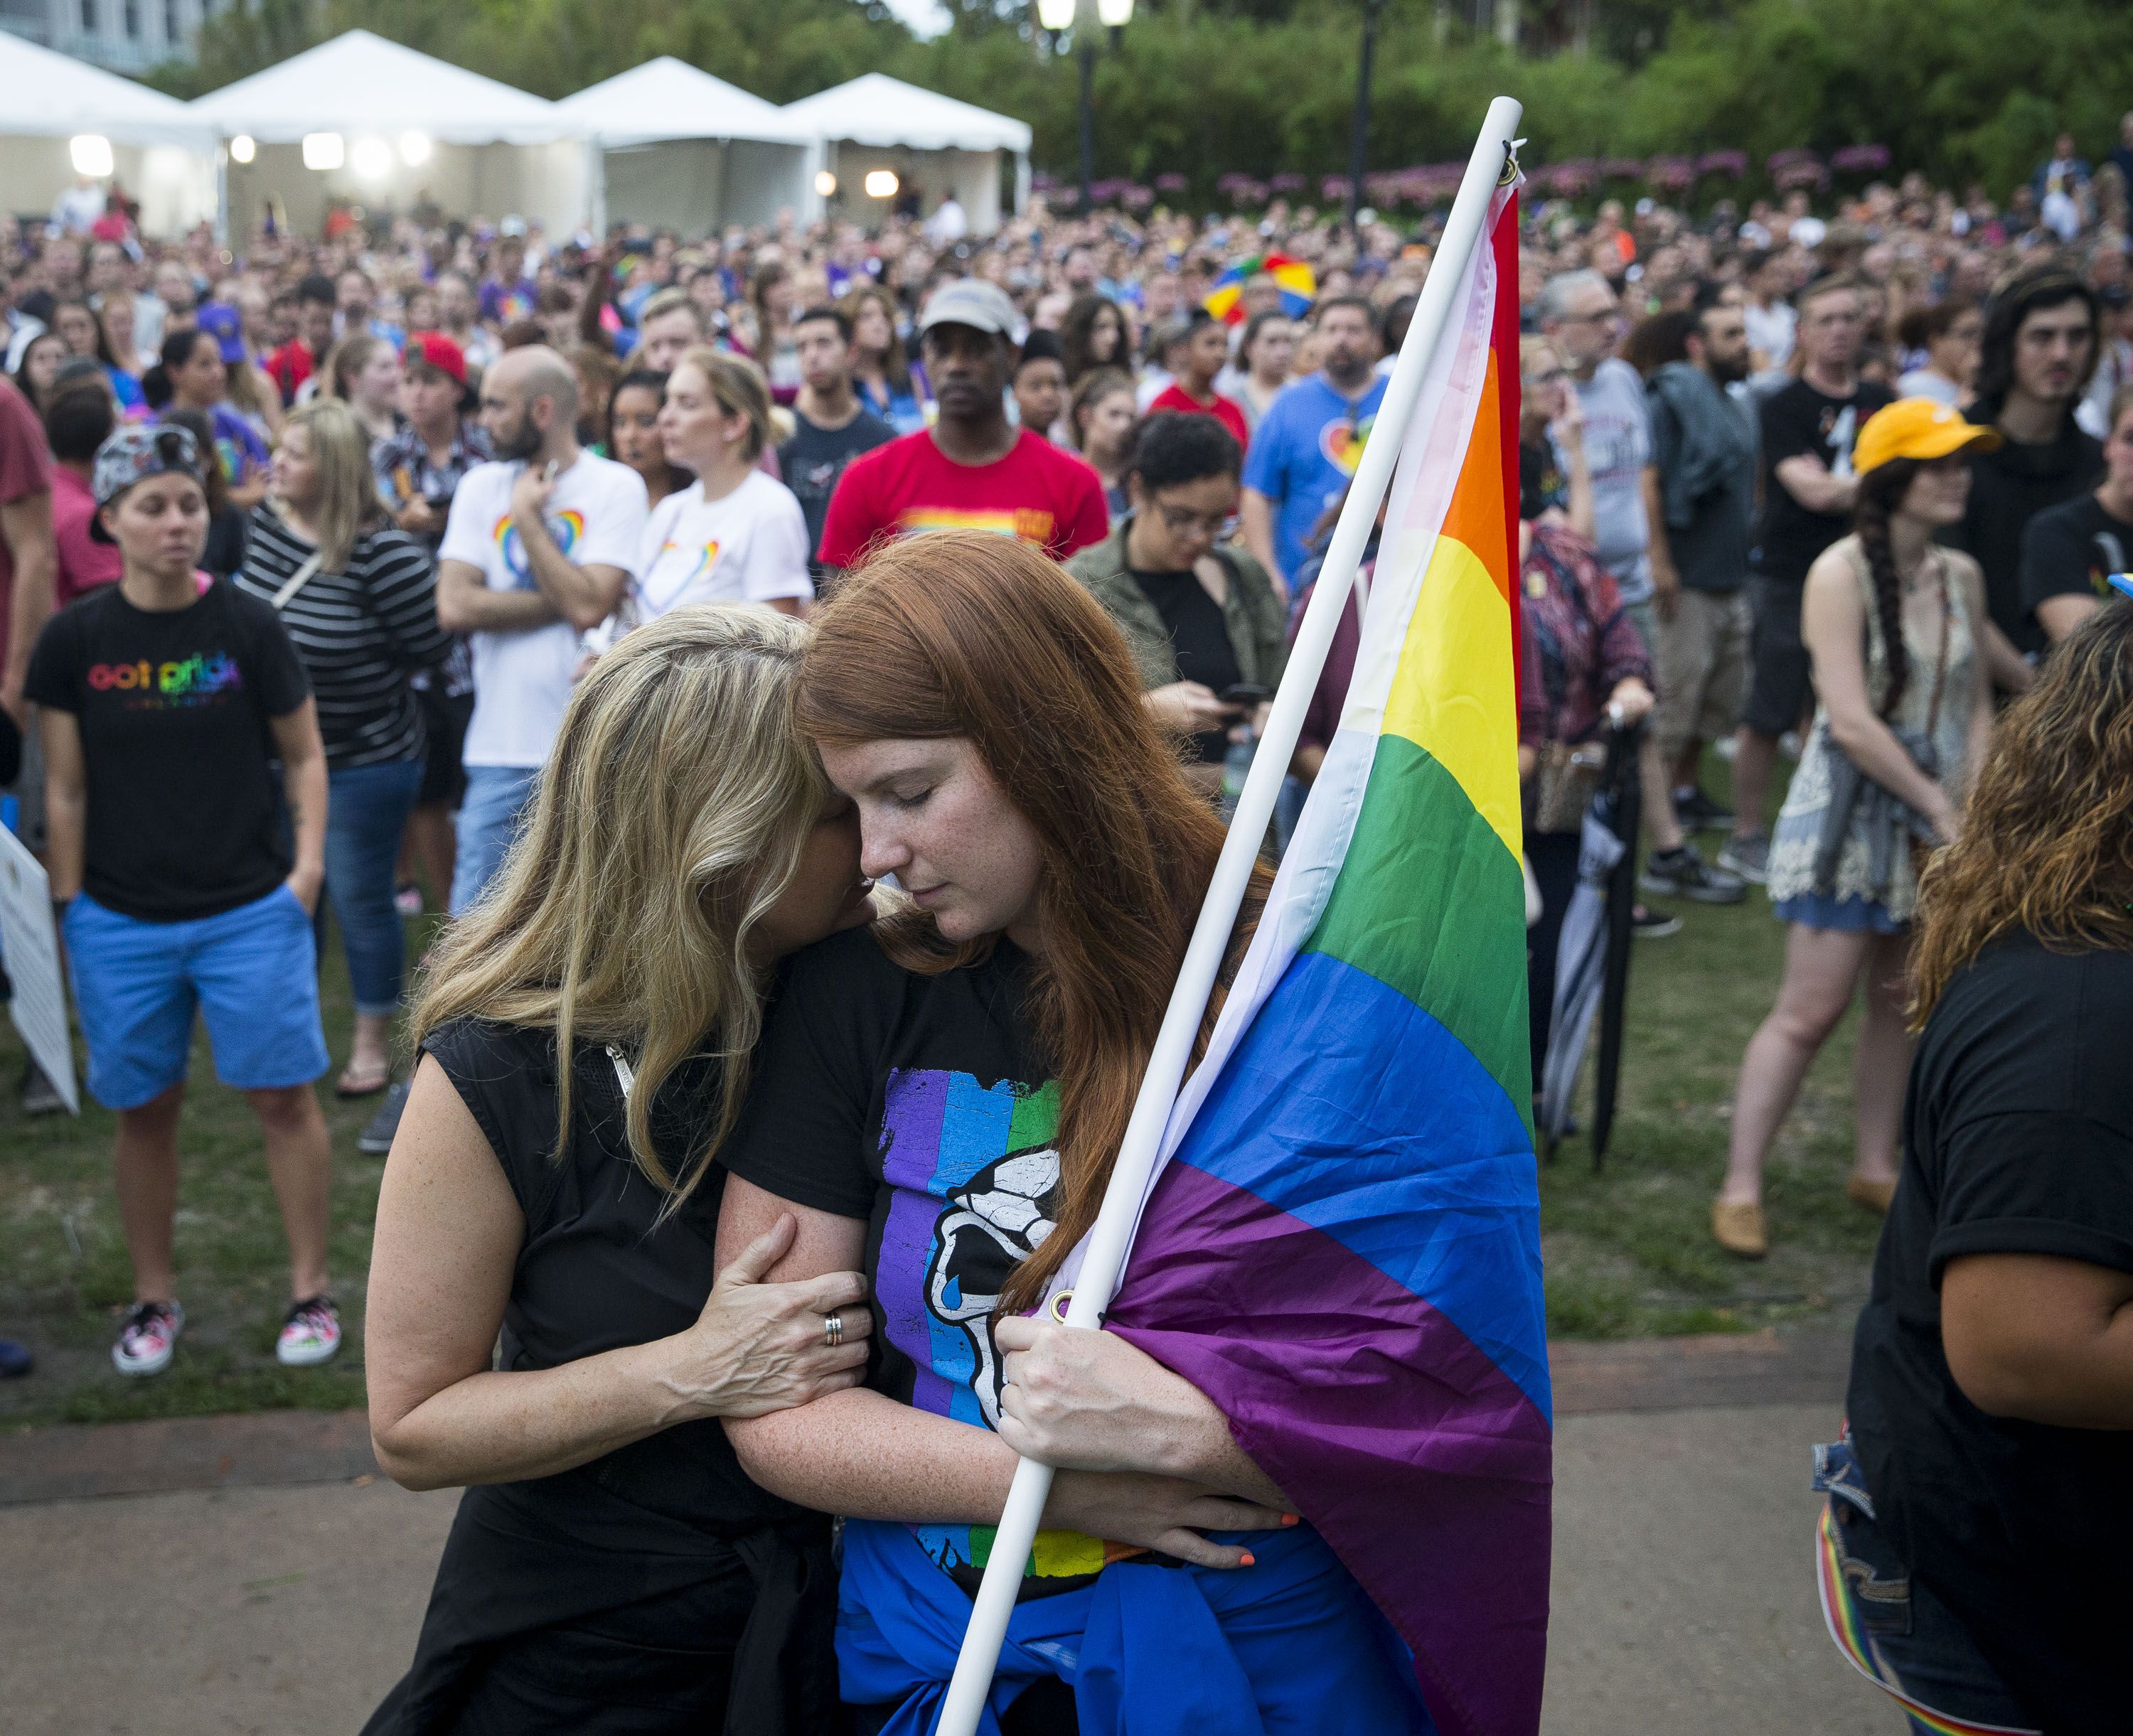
[1281,1513,1300,1526]
[1239,1552,1256,1567]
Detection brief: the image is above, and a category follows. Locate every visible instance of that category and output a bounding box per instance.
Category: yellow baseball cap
[1854,397,2001,474]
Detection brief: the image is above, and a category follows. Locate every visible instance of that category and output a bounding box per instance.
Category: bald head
[480,344,581,463]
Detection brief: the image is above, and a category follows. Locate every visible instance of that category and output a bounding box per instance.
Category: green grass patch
[0,911,438,1432]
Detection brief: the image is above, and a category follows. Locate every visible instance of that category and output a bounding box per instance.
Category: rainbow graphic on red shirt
[492,510,584,589]
[894,506,1057,545]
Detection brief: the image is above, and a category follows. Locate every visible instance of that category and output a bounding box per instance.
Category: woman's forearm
[1826,709,1949,819]
[1162,1413,1290,1508]
[43,787,86,901]
[727,1388,1020,1523]
[373,1336,693,1491]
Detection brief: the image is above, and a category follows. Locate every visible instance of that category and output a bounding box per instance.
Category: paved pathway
[0,1334,1901,1735]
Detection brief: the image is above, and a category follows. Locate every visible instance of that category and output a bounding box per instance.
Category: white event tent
[780,74,1032,234]
[0,29,217,235]
[557,58,821,236]
[188,31,586,239]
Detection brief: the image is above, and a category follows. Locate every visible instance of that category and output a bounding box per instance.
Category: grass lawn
[1,799,1885,1432]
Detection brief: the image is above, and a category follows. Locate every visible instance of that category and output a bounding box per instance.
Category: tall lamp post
[1347,0,1387,237]
[1038,0,1135,213]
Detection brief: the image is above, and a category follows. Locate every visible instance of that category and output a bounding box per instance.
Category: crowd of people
[0,108,2129,1733]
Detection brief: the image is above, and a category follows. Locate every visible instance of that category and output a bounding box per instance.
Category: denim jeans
[450,763,541,918]
[1812,1438,2041,1735]
[324,759,426,1017]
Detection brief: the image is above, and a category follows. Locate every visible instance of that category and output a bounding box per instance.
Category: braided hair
[1853,456,1924,719]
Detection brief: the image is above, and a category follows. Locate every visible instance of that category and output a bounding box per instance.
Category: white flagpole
[933,95,1524,1736]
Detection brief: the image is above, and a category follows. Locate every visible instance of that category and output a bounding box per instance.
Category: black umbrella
[1588,719,1643,1169]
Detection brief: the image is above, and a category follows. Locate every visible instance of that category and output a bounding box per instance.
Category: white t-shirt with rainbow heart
[441,452,648,769]
[634,468,813,623]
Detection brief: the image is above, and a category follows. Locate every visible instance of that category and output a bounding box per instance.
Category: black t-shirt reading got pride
[1846,933,2133,1735]
[26,581,309,923]
[722,926,1121,1600]
[1750,378,1893,588]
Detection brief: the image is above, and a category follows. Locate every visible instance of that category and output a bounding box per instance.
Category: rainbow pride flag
[1104,180,1548,1736]
[1203,252,1317,325]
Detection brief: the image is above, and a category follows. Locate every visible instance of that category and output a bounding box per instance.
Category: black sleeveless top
[363,1017,838,1735]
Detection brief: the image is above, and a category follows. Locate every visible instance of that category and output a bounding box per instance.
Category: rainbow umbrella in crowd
[1204,252,1317,324]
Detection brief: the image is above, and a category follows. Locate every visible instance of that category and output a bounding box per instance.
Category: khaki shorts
[1654,586,1749,759]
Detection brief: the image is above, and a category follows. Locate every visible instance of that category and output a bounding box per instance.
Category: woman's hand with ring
[661,1213,873,1422]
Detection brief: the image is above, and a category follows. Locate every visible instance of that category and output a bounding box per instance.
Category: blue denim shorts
[63,885,331,1110]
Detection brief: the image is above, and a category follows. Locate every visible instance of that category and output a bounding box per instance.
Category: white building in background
[0,0,222,76]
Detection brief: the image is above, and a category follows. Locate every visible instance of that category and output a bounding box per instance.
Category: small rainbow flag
[1107,178,1548,1736]
[1203,252,1317,326]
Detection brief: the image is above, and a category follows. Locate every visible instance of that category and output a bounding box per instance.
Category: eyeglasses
[1155,501,1234,539]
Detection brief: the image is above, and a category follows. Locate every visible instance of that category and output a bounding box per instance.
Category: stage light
[814,170,838,198]
[302,132,344,171]
[229,134,256,165]
[864,170,899,200]
[351,136,393,179]
[69,134,113,178]
[400,131,432,167]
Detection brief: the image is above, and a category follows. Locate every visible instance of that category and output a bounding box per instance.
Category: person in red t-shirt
[1148,309,1251,455]
[265,275,337,409]
[0,373,55,728]
[816,280,1108,579]
[44,384,124,607]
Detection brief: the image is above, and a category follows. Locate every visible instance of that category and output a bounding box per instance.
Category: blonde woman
[234,401,452,1098]
[362,609,876,1734]
[636,348,811,621]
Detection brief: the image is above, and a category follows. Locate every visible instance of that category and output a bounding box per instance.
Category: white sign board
[0,825,80,1114]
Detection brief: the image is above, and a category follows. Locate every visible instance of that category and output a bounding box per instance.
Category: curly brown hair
[1909,604,2133,1026]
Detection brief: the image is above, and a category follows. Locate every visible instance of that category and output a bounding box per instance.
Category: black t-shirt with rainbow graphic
[725,925,1135,1600]
[26,579,309,923]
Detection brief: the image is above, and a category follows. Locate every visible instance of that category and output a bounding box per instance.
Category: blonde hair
[278,399,383,570]
[677,344,775,464]
[412,606,830,1209]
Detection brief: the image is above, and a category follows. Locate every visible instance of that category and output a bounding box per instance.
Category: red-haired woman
[715,531,1427,1732]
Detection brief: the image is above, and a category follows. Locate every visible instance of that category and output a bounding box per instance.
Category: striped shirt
[233,505,451,769]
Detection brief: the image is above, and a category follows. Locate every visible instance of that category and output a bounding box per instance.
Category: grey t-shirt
[1566,357,1653,604]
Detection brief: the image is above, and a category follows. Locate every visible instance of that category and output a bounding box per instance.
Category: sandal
[336,1061,392,1100]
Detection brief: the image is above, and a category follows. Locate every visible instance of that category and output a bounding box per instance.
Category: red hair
[798,530,1261,1311]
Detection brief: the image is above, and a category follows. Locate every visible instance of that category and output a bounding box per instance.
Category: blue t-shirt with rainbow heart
[1241,372,1389,585]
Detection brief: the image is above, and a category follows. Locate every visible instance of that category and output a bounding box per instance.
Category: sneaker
[1631,904,1682,938]
[393,884,424,918]
[1639,844,1748,904]
[21,1064,65,1117]
[358,1078,410,1157]
[1672,788,1737,832]
[112,1300,184,1376]
[276,1295,342,1367]
[1717,831,1771,885]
